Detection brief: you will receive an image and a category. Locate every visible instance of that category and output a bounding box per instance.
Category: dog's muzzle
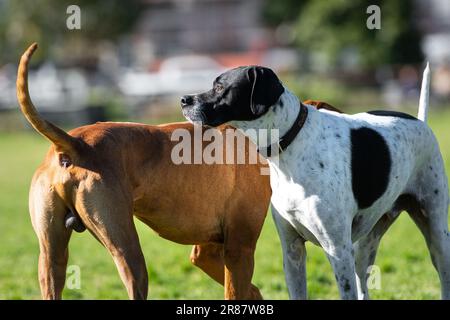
[180,95,205,123]
[181,95,194,108]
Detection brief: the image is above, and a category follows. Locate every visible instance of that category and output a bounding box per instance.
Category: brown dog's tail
[16,43,79,155]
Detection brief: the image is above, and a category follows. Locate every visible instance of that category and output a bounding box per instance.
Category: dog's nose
[181,95,193,107]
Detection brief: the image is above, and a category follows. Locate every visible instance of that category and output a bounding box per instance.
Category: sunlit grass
[0,107,449,299]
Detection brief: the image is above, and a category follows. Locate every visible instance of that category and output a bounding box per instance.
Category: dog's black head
[181,66,284,127]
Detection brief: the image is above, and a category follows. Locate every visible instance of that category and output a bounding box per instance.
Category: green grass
[1,108,450,300]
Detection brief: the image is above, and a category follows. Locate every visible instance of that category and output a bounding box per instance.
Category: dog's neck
[229,88,302,150]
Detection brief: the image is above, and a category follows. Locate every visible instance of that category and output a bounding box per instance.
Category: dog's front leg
[29,177,72,300]
[190,244,263,299]
[271,206,307,299]
[308,208,358,300]
[319,234,358,300]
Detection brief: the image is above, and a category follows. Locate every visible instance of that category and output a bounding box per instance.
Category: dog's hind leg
[29,174,72,300]
[271,206,307,299]
[190,244,263,299]
[75,178,148,299]
[408,200,450,299]
[406,154,450,299]
[354,213,398,299]
[406,187,450,298]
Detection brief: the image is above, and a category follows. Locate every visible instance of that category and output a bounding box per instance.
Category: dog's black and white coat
[181,65,450,299]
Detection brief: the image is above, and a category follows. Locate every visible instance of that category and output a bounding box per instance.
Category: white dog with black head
[180,65,450,299]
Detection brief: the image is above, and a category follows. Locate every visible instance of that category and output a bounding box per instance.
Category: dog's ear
[247,66,284,116]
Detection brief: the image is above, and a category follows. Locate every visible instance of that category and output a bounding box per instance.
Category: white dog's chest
[269,164,327,244]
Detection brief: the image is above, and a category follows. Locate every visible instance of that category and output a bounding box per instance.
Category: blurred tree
[263,0,308,26]
[263,0,424,70]
[0,0,143,64]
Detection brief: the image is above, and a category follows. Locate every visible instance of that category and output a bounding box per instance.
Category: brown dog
[303,99,342,113]
[17,44,271,300]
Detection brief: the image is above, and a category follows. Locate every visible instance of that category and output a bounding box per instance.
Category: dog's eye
[214,84,224,93]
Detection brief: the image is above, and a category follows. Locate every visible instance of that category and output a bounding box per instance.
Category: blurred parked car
[118,54,225,98]
[0,64,17,110]
[0,61,113,127]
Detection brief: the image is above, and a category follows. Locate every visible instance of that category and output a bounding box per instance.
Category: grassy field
[1,108,450,300]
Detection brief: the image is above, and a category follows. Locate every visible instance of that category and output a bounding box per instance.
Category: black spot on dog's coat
[351,127,392,209]
[344,282,351,292]
[367,110,417,120]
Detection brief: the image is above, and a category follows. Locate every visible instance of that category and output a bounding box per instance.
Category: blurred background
[1,0,450,128]
[1,0,450,299]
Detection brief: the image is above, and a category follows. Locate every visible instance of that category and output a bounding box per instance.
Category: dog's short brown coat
[18,44,271,300]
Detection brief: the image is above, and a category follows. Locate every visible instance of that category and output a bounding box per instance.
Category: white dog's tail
[418,62,431,122]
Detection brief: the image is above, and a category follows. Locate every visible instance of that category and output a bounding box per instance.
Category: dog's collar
[258,102,308,157]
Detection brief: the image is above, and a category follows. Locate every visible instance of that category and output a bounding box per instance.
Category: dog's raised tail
[418,62,431,122]
[16,43,78,155]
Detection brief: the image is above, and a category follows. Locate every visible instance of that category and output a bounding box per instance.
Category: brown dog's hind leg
[30,175,72,300]
[75,180,148,300]
[190,244,262,299]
